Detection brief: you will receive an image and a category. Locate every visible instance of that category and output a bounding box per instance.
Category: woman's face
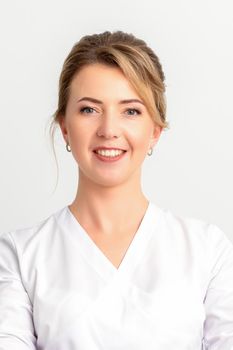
[59,63,162,187]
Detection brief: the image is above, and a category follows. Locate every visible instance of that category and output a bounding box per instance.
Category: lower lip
[93,151,127,162]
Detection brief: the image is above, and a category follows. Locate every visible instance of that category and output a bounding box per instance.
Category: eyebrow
[77,97,145,105]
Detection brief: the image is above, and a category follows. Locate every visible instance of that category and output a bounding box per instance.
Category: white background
[0,0,232,241]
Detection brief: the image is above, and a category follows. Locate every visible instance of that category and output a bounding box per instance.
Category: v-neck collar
[58,201,162,281]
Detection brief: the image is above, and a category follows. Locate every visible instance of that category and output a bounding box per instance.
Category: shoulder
[151,201,233,252]
[151,201,211,239]
[0,206,68,254]
[151,201,233,269]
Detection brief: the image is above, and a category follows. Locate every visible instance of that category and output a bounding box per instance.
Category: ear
[58,115,69,144]
[149,123,163,149]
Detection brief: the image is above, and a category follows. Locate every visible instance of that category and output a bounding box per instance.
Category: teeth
[96,149,124,157]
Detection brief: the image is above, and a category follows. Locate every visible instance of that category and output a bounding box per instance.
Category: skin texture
[59,63,162,238]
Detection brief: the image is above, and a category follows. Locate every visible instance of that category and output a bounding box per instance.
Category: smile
[93,150,127,162]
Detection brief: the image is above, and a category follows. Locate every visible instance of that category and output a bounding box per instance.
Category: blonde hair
[49,30,169,191]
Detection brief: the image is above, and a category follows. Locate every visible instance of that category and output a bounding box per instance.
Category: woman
[0,30,233,349]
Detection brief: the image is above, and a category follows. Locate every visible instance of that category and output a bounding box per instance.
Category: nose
[96,113,121,139]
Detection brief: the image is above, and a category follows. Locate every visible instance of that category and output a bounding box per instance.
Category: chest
[33,267,205,349]
[88,231,136,269]
[31,228,207,349]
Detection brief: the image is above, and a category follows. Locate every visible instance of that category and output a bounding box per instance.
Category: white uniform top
[0,201,233,350]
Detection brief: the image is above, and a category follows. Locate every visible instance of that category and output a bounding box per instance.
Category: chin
[93,174,130,188]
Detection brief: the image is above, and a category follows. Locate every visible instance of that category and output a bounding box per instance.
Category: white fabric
[1,201,233,349]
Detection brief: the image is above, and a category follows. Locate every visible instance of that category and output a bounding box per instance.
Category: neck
[68,170,149,235]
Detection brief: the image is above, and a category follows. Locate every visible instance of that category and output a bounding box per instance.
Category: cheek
[66,126,88,160]
[128,128,151,151]
[67,121,88,144]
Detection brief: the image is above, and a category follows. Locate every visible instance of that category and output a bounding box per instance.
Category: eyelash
[79,106,141,116]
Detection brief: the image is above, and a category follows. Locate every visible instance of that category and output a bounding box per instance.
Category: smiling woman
[0,30,233,350]
[56,62,164,191]
[48,32,169,192]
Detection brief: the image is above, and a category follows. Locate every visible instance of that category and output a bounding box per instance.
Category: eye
[125,108,141,116]
[79,106,141,116]
[80,106,96,114]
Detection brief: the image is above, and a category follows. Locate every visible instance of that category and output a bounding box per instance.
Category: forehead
[70,63,141,100]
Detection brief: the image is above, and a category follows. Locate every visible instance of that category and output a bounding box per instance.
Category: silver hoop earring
[147,147,153,156]
[66,143,71,152]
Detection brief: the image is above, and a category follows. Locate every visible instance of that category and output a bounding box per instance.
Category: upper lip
[93,146,127,151]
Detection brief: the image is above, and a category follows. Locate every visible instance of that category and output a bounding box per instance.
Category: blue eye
[79,107,141,116]
[80,107,95,114]
[126,108,141,116]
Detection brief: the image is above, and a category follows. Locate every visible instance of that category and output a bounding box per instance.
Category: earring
[147,147,153,156]
[66,142,71,152]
